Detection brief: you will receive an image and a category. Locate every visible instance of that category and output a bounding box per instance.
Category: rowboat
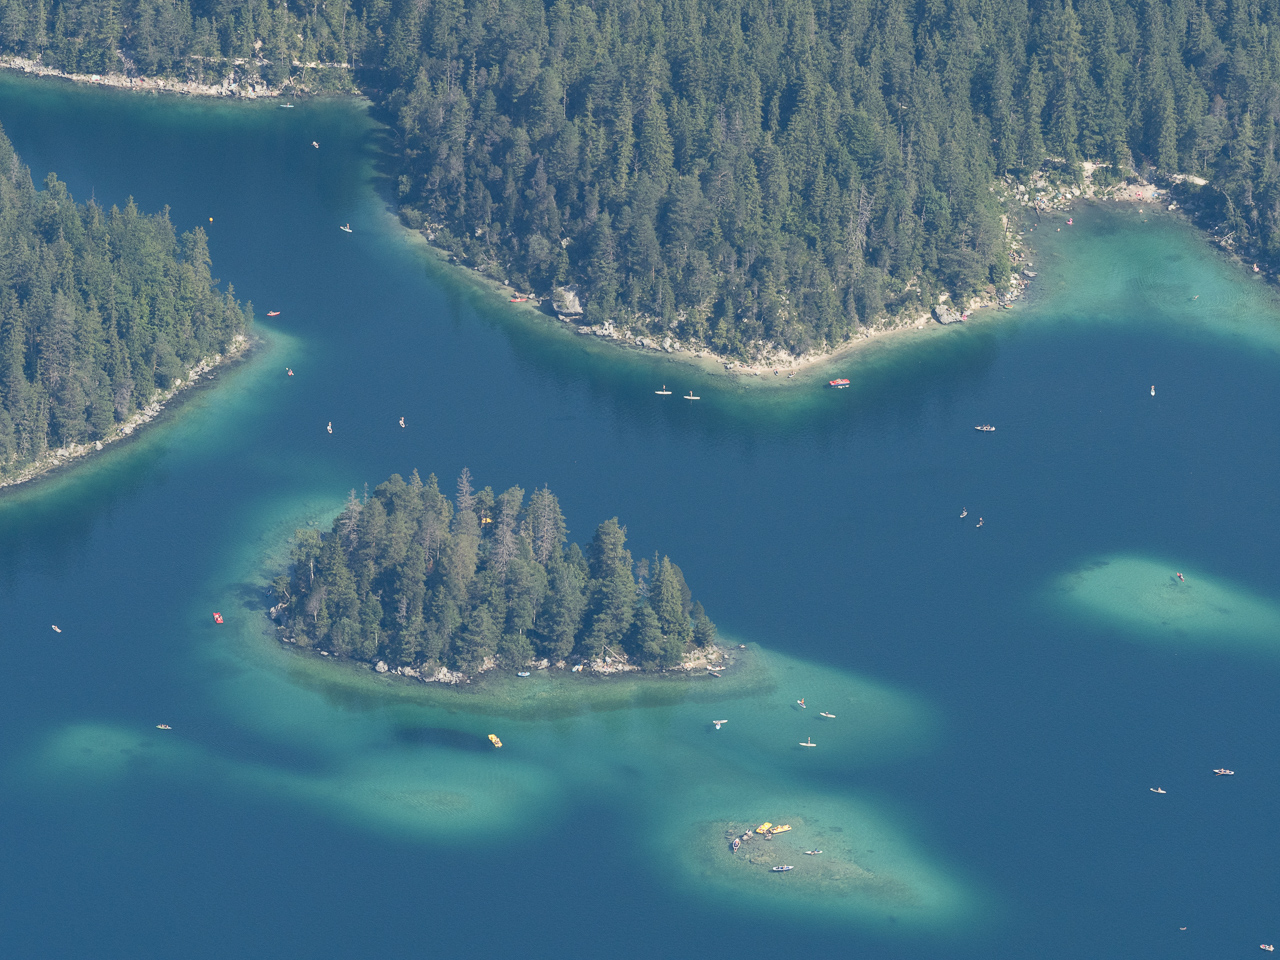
[771,865,794,872]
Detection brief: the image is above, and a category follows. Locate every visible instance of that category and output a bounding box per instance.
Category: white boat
[1151,385,1156,396]
[279,103,295,108]
[327,422,333,434]
[712,720,728,729]
[819,712,835,719]
[51,625,61,633]
[804,850,822,855]
[1213,768,1235,776]
[771,865,794,872]
[340,223,352,233]
[799,738,816,747]
[685,391,699,400]
[655,385,672,395]
[1150,787,1166,794]
[516,671,531,677]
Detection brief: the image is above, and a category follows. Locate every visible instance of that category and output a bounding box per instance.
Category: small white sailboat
[655,385,672,395]
[685,391,700,400]
[339,223,352,233]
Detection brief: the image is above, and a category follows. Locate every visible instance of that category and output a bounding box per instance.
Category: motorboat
[312,141,319,148]
[960,508,968,518]
[156,724,172,730]
[340,223,352,233]
[51,625,61,633]
[819,712,835,719]
[829,378,850,388]
[655,385,672,395]
[975,424,996,432]
[212,612,224,624]
[267,310,281,317]
[286,368,293,376]
[327,422,333,434]
[1150,787,1166,794]
[707,670,721,677]
[1213,768,1235,776]
[488,734,502,748]
[399,417,405,428]
[517,671,531,677]
[1261,945,1274,952]
[771,865,794,872]
[731,838,741,852]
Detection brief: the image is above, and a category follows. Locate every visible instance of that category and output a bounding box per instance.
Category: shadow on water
[391,725,493,752]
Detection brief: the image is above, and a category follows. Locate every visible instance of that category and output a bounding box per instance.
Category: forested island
[5,1,1280,359]
[0,120,251,482]
[271,470,719,677]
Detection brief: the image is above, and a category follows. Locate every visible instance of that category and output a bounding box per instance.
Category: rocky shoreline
[0,55,351,99]
[0,334,252,492]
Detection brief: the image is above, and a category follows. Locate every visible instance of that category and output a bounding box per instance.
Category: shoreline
[0,55,355,100]
[0,334,254,493]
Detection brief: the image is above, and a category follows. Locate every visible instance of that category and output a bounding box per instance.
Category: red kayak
[213,612,224,624]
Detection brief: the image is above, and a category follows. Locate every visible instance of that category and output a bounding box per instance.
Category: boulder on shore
[934,304,964,324]
[552,286,583,320]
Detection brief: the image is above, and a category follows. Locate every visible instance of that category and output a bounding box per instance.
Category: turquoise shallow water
[2,74,1280,958]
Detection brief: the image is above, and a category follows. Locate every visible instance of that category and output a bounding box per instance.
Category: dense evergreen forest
[6,1,1280,355]
[274,470,718,672]
[0,121,250,476]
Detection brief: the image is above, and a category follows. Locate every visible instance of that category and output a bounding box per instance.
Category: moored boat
[755,822,773,834]
[212,612,224,624]
[771,824,792,834]
[829,378,850,388]
[731,838,741,852]
[771,865,794,872]
[488,734,502,748]
[517,671,531,677]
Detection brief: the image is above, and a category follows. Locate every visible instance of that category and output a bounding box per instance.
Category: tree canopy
[275,470,717,672]
[6,0,1280,354]
[0,120,250,475]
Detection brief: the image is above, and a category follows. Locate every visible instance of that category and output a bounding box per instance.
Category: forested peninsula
[0,121,251,483]
[5,1,1280,359]
[272,470,720,679]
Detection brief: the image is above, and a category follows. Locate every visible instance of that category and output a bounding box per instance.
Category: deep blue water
[1,74,1279,958]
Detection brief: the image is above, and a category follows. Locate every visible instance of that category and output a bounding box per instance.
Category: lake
[1,74,1279,959]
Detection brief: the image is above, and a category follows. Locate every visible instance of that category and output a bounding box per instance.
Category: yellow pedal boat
[755,822,773,834]
[488,734,502,748]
